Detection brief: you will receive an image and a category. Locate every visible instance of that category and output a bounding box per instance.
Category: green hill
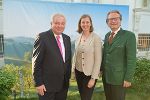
[4,36,75,66]
[4,57,31,66]
[4,37,34,65]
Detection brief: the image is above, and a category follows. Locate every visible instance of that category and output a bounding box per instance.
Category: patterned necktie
[56,35,63,56]
[108,32,115,44]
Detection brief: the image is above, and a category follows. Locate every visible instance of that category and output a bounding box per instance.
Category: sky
[3,0,129,40]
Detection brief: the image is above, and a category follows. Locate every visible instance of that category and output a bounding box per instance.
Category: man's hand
[123,81,131,88]
[87,79,95,88]
[36,84,46,96]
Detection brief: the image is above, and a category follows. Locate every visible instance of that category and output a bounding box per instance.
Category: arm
[32,34,45,87]
[71,39,77,73]
[68,36,72,79]
[88,36,102,88]
[32,34,47,95]
[91,36,102,79]
[100,33,109,72]
[71,43,76,80]
[124,32,136,87]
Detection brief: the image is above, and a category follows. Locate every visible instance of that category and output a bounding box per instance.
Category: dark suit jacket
[32,29,71,92]
[102,28,136,85]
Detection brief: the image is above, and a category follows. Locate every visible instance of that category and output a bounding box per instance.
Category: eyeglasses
[107,17,120,21]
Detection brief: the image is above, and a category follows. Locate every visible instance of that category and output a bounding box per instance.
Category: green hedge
[133,58,150,95]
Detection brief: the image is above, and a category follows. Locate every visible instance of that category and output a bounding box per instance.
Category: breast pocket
[113,45,125,55]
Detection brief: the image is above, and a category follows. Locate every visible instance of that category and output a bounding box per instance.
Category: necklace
[82,33,90,42]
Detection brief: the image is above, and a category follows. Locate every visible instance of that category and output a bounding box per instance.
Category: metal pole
[19,70,24,98]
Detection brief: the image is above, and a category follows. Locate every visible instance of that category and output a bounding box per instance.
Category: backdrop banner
[3,0,129,65]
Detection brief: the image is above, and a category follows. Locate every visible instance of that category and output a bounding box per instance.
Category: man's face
[107,13,121,31]
[51,16,66,35]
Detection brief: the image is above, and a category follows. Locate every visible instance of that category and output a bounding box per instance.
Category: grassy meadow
[11,79,150,100]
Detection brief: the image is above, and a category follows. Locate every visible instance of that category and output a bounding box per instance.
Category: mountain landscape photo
[4,37,34,65]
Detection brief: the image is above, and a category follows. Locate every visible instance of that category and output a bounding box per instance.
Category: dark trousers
[38,88,68,100]
[103,80,125,100]
[75,69,97,100]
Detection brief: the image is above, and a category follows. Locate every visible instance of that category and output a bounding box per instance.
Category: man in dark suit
[32,13,71,100]
[102,10,136,100]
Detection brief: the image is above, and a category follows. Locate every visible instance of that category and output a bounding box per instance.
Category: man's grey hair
[50,13,66,23]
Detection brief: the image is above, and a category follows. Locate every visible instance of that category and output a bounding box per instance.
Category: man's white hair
[50,13,66,23]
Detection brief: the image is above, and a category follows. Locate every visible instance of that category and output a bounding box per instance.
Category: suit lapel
[105,32,111,45]
[75,34,82,49]
[109,29,124,52]
[62,34,68,62]
[111,30,122,46]
[48,30,64,62]
[85,33,93,45]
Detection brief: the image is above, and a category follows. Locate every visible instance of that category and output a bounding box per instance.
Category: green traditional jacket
[102,28,136,85]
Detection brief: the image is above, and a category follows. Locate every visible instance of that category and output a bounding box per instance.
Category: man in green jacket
[102,10,136,100]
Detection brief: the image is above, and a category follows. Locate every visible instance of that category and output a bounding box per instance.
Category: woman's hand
[87,78,95,88]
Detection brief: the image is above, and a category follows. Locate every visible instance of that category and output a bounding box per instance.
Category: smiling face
[51,14,66,35]
[77,15,93,33]
[107,12,121,32]
[80,17,91,33]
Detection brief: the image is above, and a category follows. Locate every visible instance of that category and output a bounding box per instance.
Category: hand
[36,84,46,96]
[123,81,131,88]
[87,79,95,88]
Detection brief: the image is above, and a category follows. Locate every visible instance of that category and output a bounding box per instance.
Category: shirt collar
[111,27,121,34]
[54,33,63,39]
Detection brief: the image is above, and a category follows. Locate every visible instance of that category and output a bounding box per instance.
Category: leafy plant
[0,68,16,99]
[3,64,34,98]
[133,58,150,96]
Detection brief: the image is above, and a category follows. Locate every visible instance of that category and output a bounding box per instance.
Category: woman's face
[80,17,91,32]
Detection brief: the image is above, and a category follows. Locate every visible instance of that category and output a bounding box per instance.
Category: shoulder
[34,30,50,42]
[105,31,111,37]
[123,30,135,37]
[75,34,81,42]
[62,33,71,44]
[92,32,102,41]
[38,30,50,38]
[62,33,70,38]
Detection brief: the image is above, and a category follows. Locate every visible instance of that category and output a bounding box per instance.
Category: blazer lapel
[62,34,69,62]
[109,29,124,52]
[86,33,93,45]
[75,34,82,49]
[111,31,122,45]
[105,32,111,45]
[49,30,64,61]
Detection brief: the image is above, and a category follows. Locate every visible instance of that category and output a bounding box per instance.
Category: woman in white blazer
[72,14,102,100]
